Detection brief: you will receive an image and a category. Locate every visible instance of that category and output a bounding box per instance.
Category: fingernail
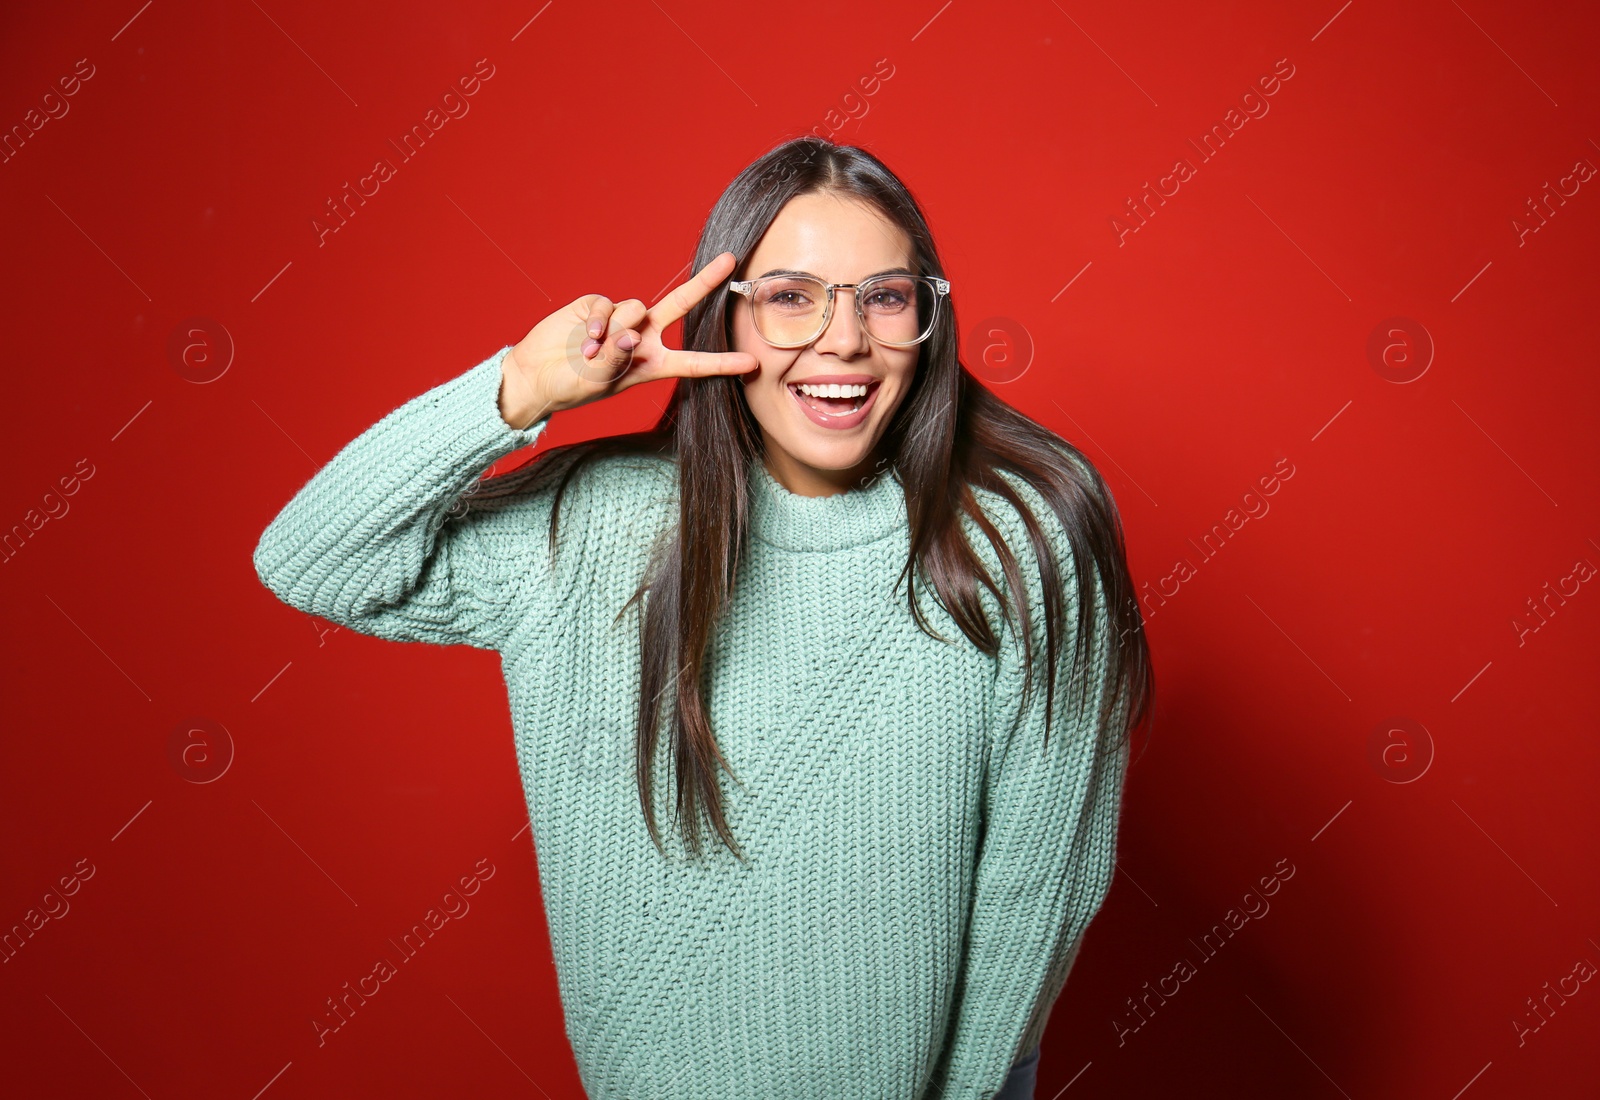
[588,320,602,337]
[582,338,598,356]
[618,333,638,350]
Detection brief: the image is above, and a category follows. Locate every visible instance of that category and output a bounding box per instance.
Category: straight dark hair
[503,137,1153,862]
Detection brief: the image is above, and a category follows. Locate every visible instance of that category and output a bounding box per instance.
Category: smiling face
[730,191,922,497]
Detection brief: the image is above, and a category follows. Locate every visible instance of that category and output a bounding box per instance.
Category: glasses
[727,273,951,348]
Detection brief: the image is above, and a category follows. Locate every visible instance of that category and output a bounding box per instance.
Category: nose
[815,287,870,356]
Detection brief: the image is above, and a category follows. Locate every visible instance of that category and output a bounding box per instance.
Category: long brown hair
[513,137,1153,862]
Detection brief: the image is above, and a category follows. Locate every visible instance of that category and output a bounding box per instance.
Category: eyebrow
[755,267,917,281]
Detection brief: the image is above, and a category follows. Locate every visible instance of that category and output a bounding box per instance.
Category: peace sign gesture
[499,252,758,429]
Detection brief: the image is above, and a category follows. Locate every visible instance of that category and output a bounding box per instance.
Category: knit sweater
[252,344,1131,1100]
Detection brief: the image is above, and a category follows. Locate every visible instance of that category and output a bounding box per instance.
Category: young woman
[254,137,1153,1100]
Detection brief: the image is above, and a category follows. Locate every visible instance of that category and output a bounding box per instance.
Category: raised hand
[499,252,758,429]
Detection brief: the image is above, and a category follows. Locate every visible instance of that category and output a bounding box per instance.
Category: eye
[864,287,909,311]
[754,277,821,311]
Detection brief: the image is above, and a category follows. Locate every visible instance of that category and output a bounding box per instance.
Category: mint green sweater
[252,345,1130,1100]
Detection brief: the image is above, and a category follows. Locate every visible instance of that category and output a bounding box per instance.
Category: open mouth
[787,380,879,417]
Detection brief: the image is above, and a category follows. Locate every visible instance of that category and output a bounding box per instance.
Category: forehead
[744,191,913,280]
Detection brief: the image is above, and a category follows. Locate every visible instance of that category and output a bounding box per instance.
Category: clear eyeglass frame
[726,273,952,349]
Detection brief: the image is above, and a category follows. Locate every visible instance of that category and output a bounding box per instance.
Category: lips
[786,378,881,430]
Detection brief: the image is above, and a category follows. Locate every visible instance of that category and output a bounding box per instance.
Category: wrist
[499,344,557,429]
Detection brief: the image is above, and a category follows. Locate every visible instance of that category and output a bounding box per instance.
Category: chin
[783,439,875,472]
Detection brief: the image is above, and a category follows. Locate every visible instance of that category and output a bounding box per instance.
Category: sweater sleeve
[929,509,1132,1099]
[251,344,566,652]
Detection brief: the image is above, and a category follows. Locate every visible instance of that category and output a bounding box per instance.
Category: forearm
[253,346,547,636]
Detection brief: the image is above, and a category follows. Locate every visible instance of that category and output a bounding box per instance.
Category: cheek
[882,353,920,406]
[736,347,800,413]
[750,360,796,412]
[730,310,754,354]
[730,305,807,371]
[730,315,776,398]
[730,304,768,359]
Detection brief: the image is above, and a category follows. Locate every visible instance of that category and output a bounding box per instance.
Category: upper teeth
[796,383,869,398]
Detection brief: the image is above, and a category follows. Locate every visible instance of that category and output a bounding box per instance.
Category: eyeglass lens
[750,276,937,346]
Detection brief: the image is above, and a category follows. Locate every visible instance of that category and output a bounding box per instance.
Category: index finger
[647,251,738,332]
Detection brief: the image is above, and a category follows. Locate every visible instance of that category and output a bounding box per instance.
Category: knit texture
[252,345,1131,1100]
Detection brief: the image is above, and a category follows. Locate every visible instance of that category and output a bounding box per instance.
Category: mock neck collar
[747,456,909,552]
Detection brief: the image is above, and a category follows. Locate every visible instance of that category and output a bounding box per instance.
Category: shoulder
[469,444,674,512]
[959,452,1122,646]
[457,444,677,557]
[963,460,1095,589]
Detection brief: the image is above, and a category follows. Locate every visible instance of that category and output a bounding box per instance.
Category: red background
[3,1,1597,1096]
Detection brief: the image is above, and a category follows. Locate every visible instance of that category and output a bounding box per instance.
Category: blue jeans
[994,1044,1040,1100]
